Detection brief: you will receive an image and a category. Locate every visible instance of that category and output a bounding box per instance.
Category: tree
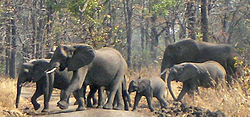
[123,0,134,68]
[201,0,208,42]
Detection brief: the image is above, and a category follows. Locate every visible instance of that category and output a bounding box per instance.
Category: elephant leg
[122,78,131,111]
[132,94,142,111]
[31,83,43,110]
[58,67,87,110]
[103,74,123,110]
[157,96,168,109]
[82,84,87,101]
[113,84,123,110]
[73,89,85,111]
[87,85,98,108]
[122,90,131,111]
[176,84,188,101]
[61,90,70,104]
[97,87,105,108]
[42,73,54,112]
[146,96,154,112]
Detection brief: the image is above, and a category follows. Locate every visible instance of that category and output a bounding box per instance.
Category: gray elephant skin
[46,45,128,111]
[161,39,240,85]
[128,77,168,112]
[16,59,76,112]
[167,61,226,101]
[86,75,132,110]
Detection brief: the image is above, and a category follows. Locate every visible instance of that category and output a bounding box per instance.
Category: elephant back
[168,39,200,64]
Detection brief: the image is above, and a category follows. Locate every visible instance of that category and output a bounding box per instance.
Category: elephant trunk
[16,81,22,108]
[167,74,177,100]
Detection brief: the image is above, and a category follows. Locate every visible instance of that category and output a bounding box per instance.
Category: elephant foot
[57,100,69,110]
[96,105,103,108]
[33,104,40,110]
[76,106,86,111]
[149,108,155,112]
[124,106,129,111]
[113,104,123,110]
[103,103,112,110]
[132,108,137,111]
[87,102,94,108]
[41,108,49,113]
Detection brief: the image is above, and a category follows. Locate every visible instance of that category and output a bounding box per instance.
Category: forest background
[0,0,248,78]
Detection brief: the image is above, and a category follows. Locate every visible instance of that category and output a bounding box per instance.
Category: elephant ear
[138,79,152,94]
[31,60,50,82]
[68,44,96,71]
[177,63,199,82]
[199,69,216,88]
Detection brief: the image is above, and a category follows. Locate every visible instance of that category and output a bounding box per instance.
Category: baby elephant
[168,61,226,101]
[128,77,168,112]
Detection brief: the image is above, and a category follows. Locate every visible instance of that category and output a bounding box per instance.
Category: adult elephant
[161,39,240,85]
[16,59,78,112]
[46,44,127,110]
[167,61,226,101]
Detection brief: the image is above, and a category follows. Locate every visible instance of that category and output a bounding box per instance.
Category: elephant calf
[128,77,168,112]
[167,61,226,101]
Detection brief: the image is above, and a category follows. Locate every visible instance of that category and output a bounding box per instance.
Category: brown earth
[17,86,156,117]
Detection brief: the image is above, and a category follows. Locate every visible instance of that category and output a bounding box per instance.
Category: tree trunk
[37,0,46,58]
[186,1,196,40]
[5,20,11,76]
[150,14,158,59]
[140,0,146,51]
[32,0,37,59]
[171,19,176,42]
[164,21,171,47]
[10,19,17,78]
[123,0,133,68]
[201,0,209,42]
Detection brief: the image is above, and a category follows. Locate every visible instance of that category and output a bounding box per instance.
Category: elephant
[128,76,168,112]
[86,75,132,110]
[16,59,80,112]
[46,44,128,110]
[167,61,226,101]
[160,39,240,85]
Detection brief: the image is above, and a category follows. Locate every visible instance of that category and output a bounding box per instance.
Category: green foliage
[152,0,176,16]
[234,56,244,67]
[47,0,103,19]
[0,2,3,16]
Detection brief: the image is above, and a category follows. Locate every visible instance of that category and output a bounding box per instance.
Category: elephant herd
[15,39,241,112]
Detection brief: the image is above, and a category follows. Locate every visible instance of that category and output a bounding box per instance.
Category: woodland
[0,0,249,117]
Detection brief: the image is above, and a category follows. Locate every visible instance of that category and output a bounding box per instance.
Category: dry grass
[0,65,248,116]
[127,66,250,116]
[0,76,28,117]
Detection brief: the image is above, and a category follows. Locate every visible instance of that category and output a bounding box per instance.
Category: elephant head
[16,59,50,108]
[160,39,199,81]
[46,44,95,73]
[167,63,202,101]
[128,77,151,94]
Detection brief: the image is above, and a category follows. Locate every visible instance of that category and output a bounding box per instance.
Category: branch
[79,0,90,13]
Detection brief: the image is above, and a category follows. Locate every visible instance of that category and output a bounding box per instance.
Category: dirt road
[21,86,155,117]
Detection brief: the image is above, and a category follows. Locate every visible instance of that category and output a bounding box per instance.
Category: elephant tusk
[46,68,57,74]
[160,68,168,75]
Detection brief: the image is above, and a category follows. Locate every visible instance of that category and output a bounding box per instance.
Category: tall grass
[0,77,27,116]
[0,65,248,116]
[128,66,249,116]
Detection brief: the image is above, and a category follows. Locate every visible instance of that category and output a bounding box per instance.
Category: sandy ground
[20,86,156,117]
